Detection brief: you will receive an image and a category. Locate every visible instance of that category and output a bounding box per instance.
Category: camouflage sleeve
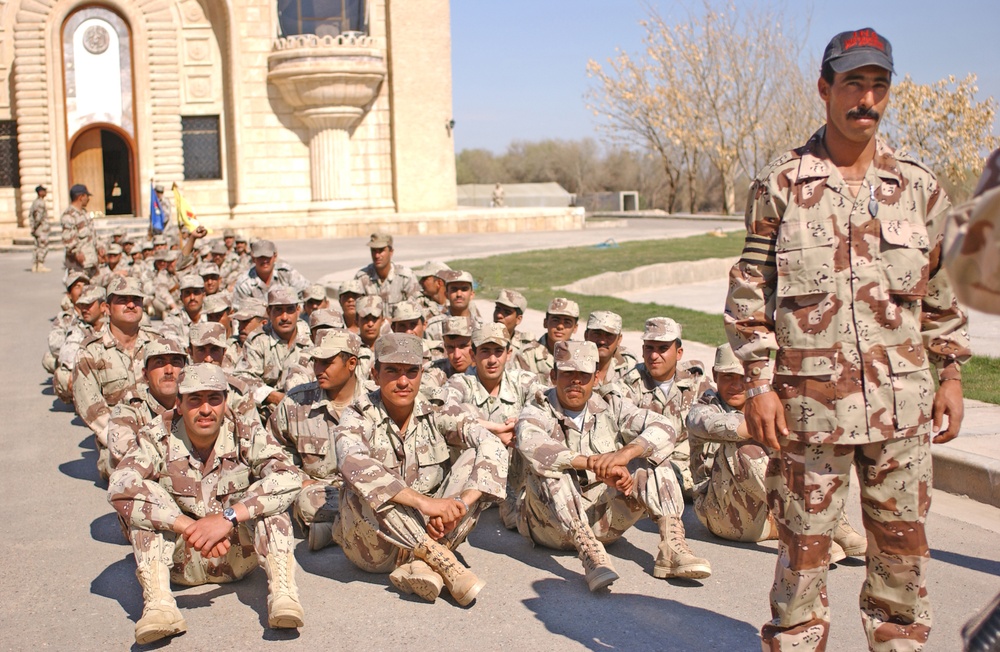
[286,267,312,294]
[240,417,303,519]
[686,402,745,444]
[234,337,276,401]
[108,431,182,531]
[334,406,408,510]
[404,273,421,302]
[72,347,111,437]
[61,214,79,252]
[266,397,309,480]
[724,176,781,378]
[918,181,972,381]
[434,410,508,501]
[515,405,576,479]
[48,322,70,359]
[107,400,143,471]
[611,395,676,465]
[280,361,311,393]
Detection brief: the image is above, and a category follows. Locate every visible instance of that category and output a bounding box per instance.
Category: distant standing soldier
[29,185,51,273]
[491,182,505,208]
[61,183,98,276]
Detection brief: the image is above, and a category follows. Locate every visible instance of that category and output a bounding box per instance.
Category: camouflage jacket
[415,295,446,322]
[334,391,508,511]
[516,334,556,379]
[162,309,207,343]
[725,127,971,444]
[108,388,172,471]
[607,360,711,443]
[595,347,639,388]
[234,323,312,403]
[57,320,101,371]
[60,205,97,269]
[153,269,180,313]
[516,388,675,484]
[434,368,546,424]
[685,389,749,488]
[269,379,373,482]
[354,262,421,309]
[72,324,159,436]
[233,261,311,301]
[47,309,80,361]
[108,407,301,532]
[30,197,48,235]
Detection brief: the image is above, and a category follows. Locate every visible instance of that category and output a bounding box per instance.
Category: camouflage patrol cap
[472,323,510,348]
[267,285,299,307]
[439,269,474,286]
[76,284,106,305]
[356,295,384,318]
[143,336,188,365]
[390,300,423,323]
[189,322,228,348]
[232,298,266,321]
[713,343,743,375]
[153,250,179,262]
[251,239,277,258]
[442,316,473,338]
[547,297,579,319]
[223,228,236,238]
[309,307,346,330]
[107,244,123,256]
[586,310,622,335]
[179,274,205,291]
[553,341,599,373]
[822,27,894,74]
[495,289,527,313]
[374,333,423,365]
[65,270,91,289]
[339,279,365,297]
[112,227,126,237]
[643,317,682,343]
[302,283,328,302]
[210,241,228,256]
[414,261,451,279]
[152,235,168,246]
[203,293,231,315]
[367,232,393,248]
[141,241,154,252]
[199,262,221,277]
[235,234,247,243]
[310,329,362,359]
[177,362,228,394]
[107,276,145,299]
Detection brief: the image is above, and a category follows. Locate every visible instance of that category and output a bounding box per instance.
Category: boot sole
[586,568,619,592]
[269,611,304,629]
[390,573,442,603]
[135,619,187,644]
[450,577,486,606]
[653,563,712,580]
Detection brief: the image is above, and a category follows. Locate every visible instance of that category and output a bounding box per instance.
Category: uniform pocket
[879,219,930,298]
[773,348,838,432]
[217,469,251,498]
[415,433,451,467]
[885,343,933,430]
[776,220,837,297]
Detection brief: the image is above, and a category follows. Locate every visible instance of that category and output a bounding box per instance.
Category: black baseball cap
[35,185,46,193]
[822,28,894,74]
[69,184,92,199]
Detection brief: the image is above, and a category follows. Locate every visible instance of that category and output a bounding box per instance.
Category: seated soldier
[227,297,266,370]
[338,279,365,335]
[270,330,370,551]
[687,344,866,560]
[516,341,711,592]
[413,261,450,327]
[439,269,482,325]
[43,271,90,373]
[519,297,579,378]
[354,232,421,310]
[390,299,445,364]
[354,294,385,379]
[433,323,545,530]
[188,322,262,424]
[108,364,304,645]
[162,274,207,343]
[492,289,534,369]
[53,284,107,403]
[584,310,637,387]
[423,316,475,391]
[300,284,330,322]
[334,333,507,606]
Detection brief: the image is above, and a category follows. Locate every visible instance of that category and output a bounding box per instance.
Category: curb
[931,446,1000,508]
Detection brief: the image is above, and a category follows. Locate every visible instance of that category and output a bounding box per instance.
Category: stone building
[0,1,582,240]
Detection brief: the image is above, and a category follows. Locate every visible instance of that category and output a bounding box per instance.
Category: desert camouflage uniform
[517,334,556,379]
[162,309,207,344]
[333,391,507,573]
[60,205,98,274]
[415,295,445,322]
[609,360,711,496]
[233,263,311,302]
[434,368,545,529]
[30,196,49,267]
[686,390,772,542]
[44,308,80,373]
[152,268,180,317]
[108,406,301,586]
[514,388,682,549]
[725,128,971,651]
[234,323,312,403]
[53,320,100,403]
[597,348,639,388]
[506,330,537,371]
[108,389,173,472]
[354,262,420,310]
[269,379,372,528]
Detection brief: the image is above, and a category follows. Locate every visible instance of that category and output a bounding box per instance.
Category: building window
[277,0,367,37]
[0,121,19,189]
[181,116,222,180]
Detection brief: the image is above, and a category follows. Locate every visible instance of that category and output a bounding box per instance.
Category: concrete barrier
[932,446,1000,508]
[559,256,738,296]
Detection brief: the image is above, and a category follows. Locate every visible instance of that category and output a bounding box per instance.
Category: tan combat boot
[413,538,485,606]
[307,521,335,551]
[262,550,304,628]
[833,513,867,557]
[30,261,38,273]
[653,515,712,580]
[38,263,51,273]
[829,540,847,565]
[389,559,445,603]
[134,543,186,644]
[570,521,619,592]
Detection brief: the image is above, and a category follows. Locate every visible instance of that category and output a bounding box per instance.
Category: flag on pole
[149,181,165,232]
[172,182,206,233]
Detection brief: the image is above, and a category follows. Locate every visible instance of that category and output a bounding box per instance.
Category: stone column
[300,107,362,201]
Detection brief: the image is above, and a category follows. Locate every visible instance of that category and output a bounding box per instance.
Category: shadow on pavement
[932,548,1000,577]
[58,448,103,486]
[92,555,143,621]
[294,539,387,588]
[91,512,129,546]
[525,577,760,650]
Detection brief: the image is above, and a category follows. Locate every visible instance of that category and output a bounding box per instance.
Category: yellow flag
[172,183,208,233]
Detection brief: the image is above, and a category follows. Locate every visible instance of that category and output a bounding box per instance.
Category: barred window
[181,116,222,180]
[277,0,366,37]
[0,121,19,189]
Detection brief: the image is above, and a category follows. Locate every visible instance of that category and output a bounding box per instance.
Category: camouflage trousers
[694,440,773,542]
[499,449,526,531]
[762,435,932,652]
[129,513,294,586]
[293,479,341,528]
[516,461,684,550]
[33,232,48,265]
[337,449,487,574]
[671,438,695,498]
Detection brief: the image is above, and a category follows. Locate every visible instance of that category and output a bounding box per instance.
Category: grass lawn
[447,232,999,405]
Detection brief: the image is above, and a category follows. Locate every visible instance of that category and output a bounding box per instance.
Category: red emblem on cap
[843,28,885,52]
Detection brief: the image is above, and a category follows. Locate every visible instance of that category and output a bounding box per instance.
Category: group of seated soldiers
[44,230,867,645]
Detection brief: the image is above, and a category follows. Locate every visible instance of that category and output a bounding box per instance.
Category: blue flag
[150,182,165,232]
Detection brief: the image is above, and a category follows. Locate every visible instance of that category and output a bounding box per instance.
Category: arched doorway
[70,126,136,215]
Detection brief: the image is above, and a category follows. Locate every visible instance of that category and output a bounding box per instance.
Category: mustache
[847,106,881,120]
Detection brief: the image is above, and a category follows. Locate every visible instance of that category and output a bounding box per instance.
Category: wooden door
[70,129,105,214]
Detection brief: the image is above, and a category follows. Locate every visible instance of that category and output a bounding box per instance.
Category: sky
[450,0,1000,153]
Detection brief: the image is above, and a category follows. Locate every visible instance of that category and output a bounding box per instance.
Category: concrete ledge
[932,446,1000,508]
[559,256,738,296]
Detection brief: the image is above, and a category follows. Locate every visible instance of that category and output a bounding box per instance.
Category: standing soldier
[29,185,51,273]
[61,184,98,276]
[724,28,970,651]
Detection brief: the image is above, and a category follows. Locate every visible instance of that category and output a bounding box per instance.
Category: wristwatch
[222,507,239,528]
[745,384,773,399]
